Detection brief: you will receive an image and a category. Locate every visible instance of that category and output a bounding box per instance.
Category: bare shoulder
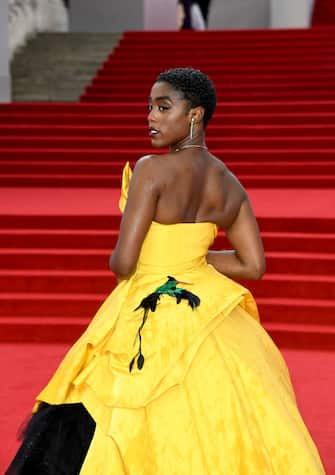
[208,154,249,229]
[134,154,159,173]
[210,153,247,199]
[133,152,174,186]
[130,154,160,186]
[134,153,172,174]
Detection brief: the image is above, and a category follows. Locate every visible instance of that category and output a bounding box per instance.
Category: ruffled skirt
[6,305,325,474]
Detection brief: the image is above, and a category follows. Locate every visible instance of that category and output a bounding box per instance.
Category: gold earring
[190,117,195,140]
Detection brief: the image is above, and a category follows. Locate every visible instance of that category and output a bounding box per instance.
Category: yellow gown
[33,162,325,474]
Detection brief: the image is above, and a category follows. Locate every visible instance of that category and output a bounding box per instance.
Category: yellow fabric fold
[32,161,325,474]
[118,161,132,213]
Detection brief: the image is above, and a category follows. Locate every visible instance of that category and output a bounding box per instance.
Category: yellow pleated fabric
[34,162,325,474]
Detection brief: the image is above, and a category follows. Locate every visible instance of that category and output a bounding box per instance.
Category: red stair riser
[1,251,334,274]
[0,214,333,233]
[2,162,335,176]
[0,273,114,294]
[85,83,335,94]
[0,231,333,253]
[248,278,335,299]
[259,301,335,325]
[3,136,335,149]
[80,92,335,102]
[93,73,335,84]
[0,176,334,188]
[0,231,117,249]
[0,295,106,317]
[2,114,335,127]
[3,102,335,113]
[1,319,333,348]
[0,274,333,300]
[2,150,335,163]
[4,124,335,137]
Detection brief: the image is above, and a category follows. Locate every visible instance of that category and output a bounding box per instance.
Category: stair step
[0,271,333,299]
[0,316,90,343]
[11,32,121,102]
[3,124,335,138]
[2,160,335,176]
[93,72,335,84]
[81,91,335,102]
[2,111,335,126]
[4,135,335,149]
[258,297,335,325]
[112,46,335,57]
[2,101,335,114]
[0,250,111,270]
[2,149,335,164]
[1,249,334,273]
[121,28,335,41]
[102,55,335,66]
[1,314,334,347]
[0,214,121,230]
[0,229,334,253]
[0,270,115,293]
[0,174,334,188]
[0,214,332,233]
[0,291,106,316]
[263,321,335,350]
[247,274,335,300]
[85,81,335,94]
[0,228,118,248]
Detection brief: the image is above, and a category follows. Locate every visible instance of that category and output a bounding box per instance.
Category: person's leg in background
[177,0,192,29]
[196,0,211,24]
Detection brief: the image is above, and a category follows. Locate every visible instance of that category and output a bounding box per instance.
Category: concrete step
[11,32,122,102]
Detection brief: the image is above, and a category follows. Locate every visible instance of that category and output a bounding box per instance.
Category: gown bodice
[120,161,219,274]
[137,220,217,274]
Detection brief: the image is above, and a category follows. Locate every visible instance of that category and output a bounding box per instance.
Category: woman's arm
[109,156,160,279]
[207,197,266,280]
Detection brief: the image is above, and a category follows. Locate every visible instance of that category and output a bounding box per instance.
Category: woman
[6,68,325,474]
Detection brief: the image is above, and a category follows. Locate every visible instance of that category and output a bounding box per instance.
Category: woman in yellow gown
[6,68,325,474]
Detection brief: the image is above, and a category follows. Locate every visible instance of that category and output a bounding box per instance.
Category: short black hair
[156,67,216,127]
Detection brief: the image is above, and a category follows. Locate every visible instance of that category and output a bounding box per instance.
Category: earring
[190,117,195,140]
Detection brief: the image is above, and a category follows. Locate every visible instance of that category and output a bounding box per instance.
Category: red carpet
[313,0,335,25]
[0,27,334,471]
[1,343,334,474]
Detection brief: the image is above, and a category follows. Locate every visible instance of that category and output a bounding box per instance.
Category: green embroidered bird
[129,276,201,372]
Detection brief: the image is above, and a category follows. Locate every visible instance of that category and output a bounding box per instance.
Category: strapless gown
[6,163,325,474]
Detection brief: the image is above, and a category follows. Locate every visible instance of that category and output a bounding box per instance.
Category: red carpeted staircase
[1,27,335,473]
[1,27,335,350]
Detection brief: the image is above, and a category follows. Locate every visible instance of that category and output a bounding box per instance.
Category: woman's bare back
[109,152,265,279]
[152,150,247,230]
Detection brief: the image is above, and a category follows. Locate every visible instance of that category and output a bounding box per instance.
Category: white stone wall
[270,0,315,28]
[0,0,10,102]
[9,0,68,57]
[144,0,177,30]
[70,0,315,32]
[208,0,270,29]
[70,0,144,32]
[70,0,178,31]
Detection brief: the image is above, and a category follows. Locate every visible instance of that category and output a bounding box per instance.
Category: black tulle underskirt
[5,402,96,475]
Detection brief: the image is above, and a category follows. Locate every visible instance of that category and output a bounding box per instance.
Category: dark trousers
[197,0,211,22]
[179,0,211,29]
